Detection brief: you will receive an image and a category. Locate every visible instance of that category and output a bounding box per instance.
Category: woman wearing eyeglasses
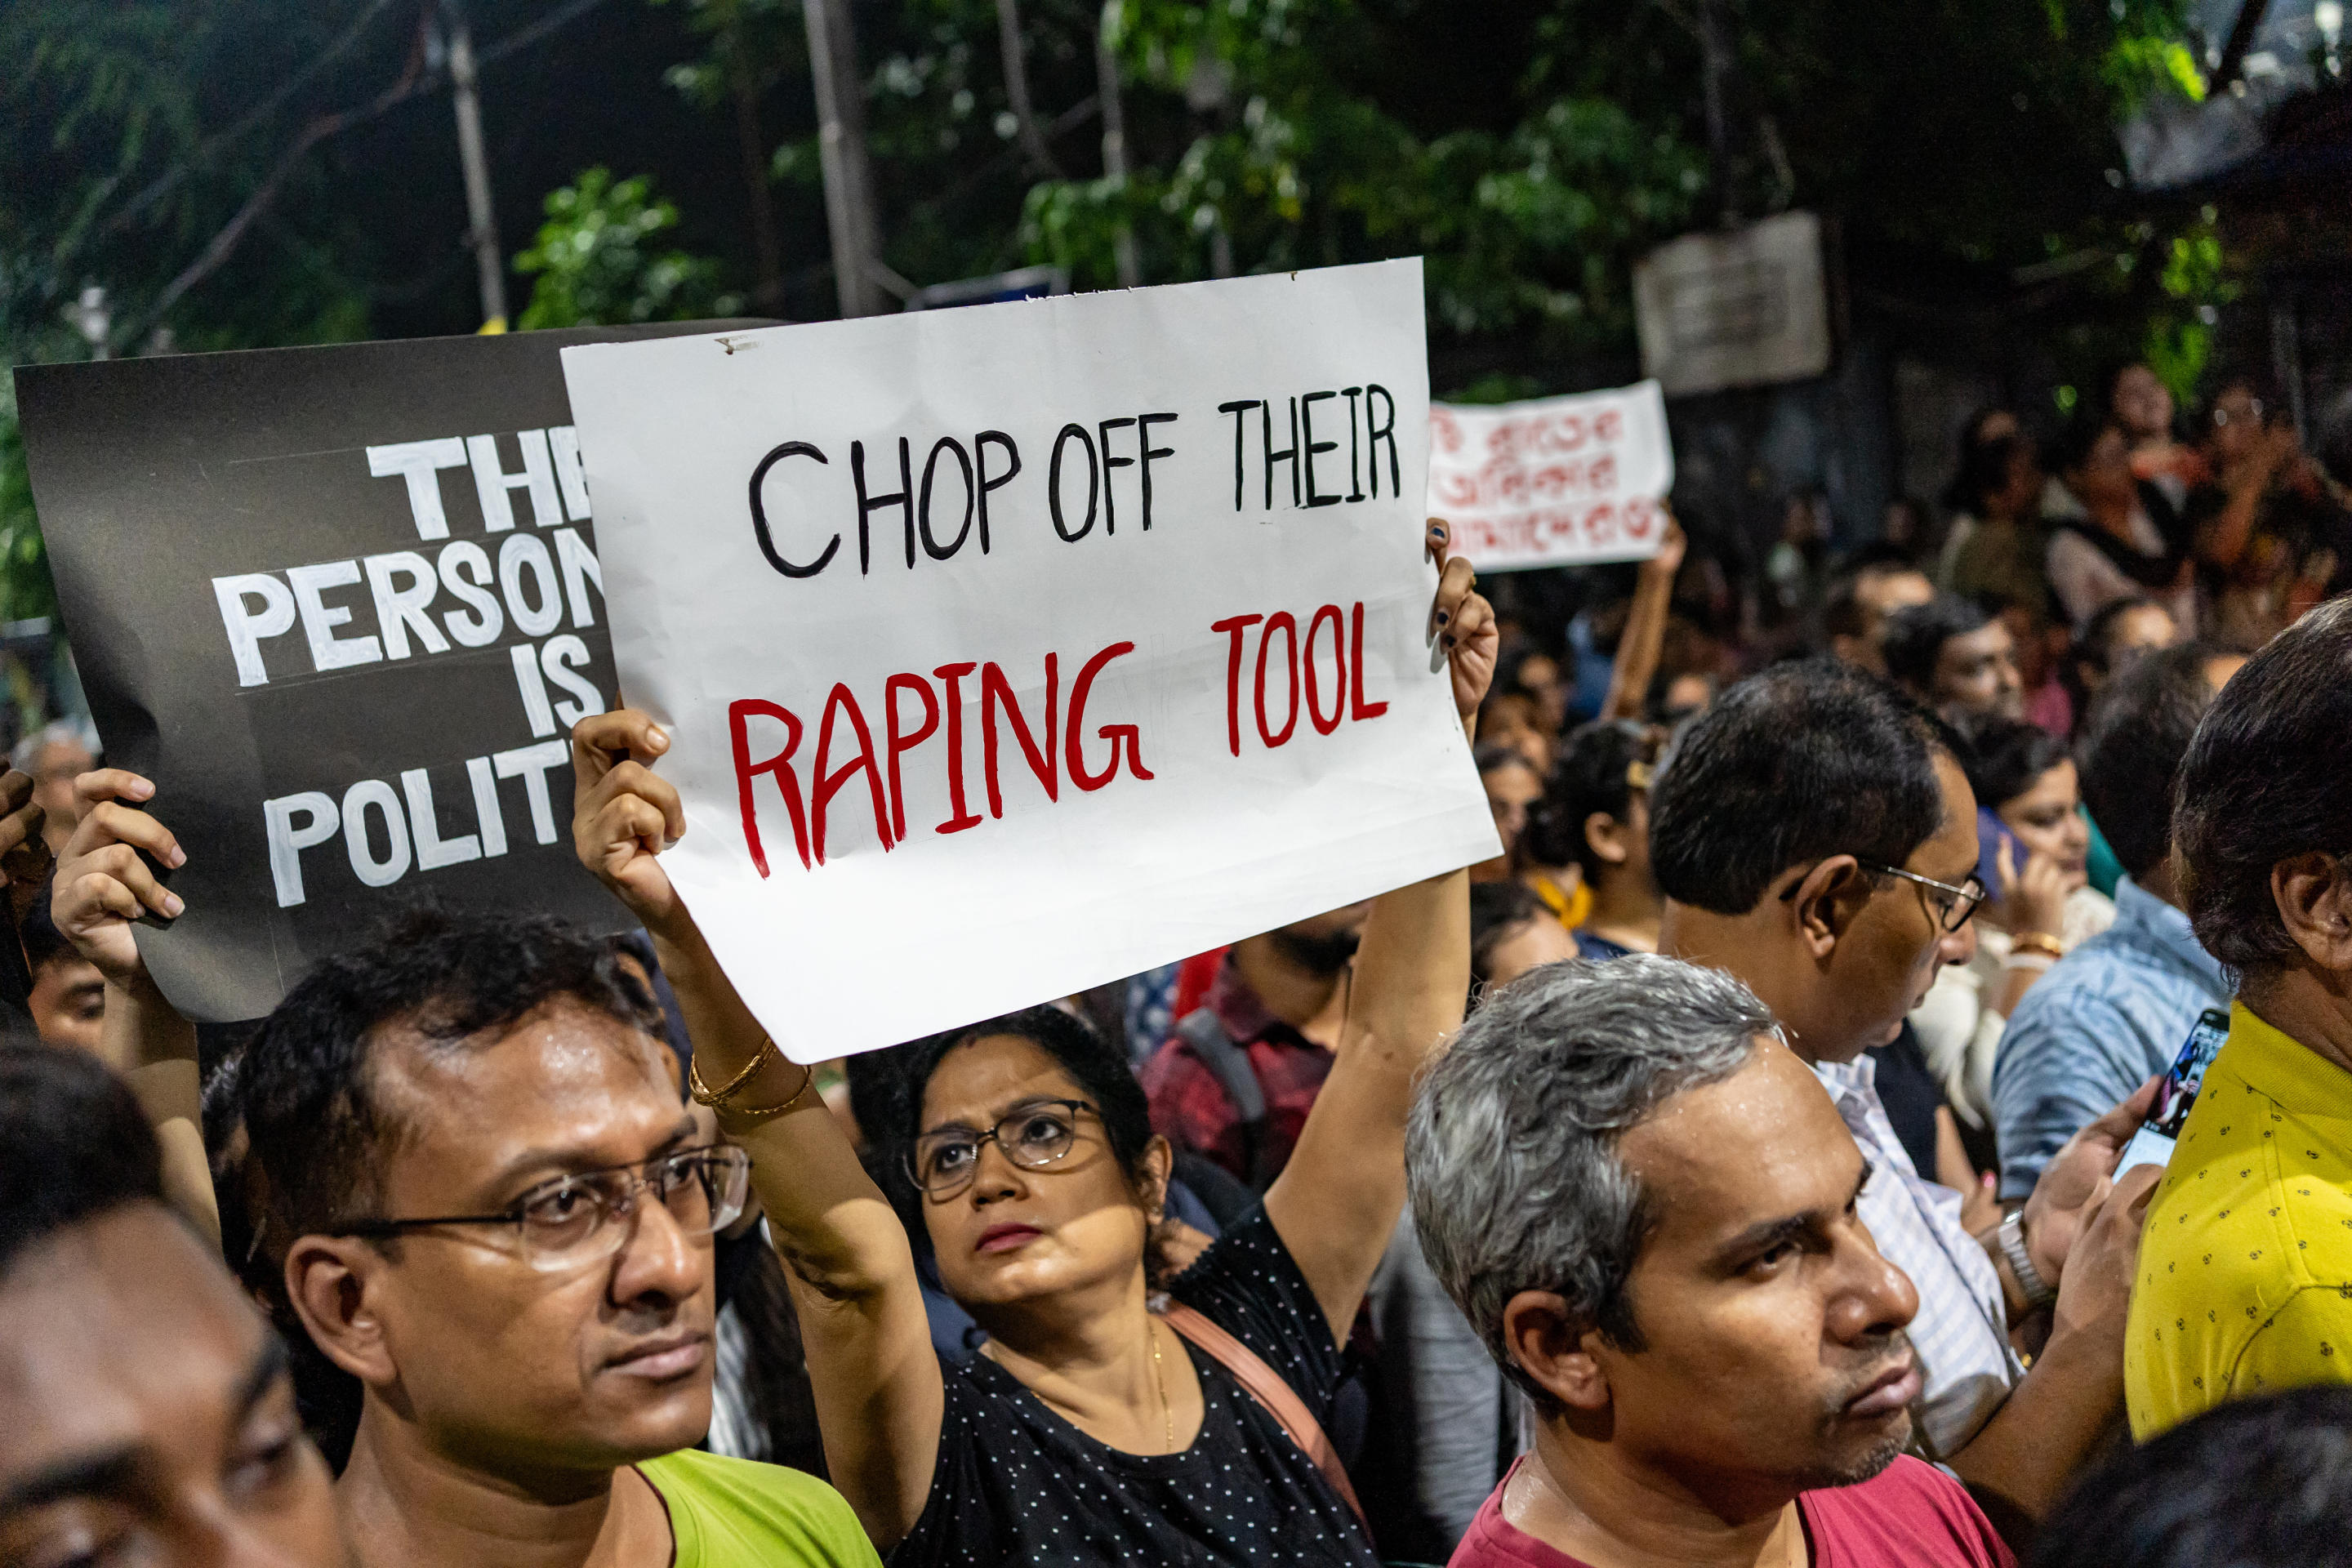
[572,535,1498,1566]
[1911,718,2114,1158]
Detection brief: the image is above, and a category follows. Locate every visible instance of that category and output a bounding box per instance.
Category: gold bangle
[688,1034,778,1107]
[715,1059,817,1126]
[2009,931,2065,960]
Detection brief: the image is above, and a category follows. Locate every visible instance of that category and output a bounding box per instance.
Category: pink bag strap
[1160,1302,1369,1530]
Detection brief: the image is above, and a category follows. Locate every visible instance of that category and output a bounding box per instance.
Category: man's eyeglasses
[1780,860,1986,932]
[1856,860,1987,932]
[907,1100,1098,1196]
[329,1144,751,1272]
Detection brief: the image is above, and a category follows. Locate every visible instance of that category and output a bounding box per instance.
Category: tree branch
[995,0,1064,178]
[2209,0,2273,94]
[94,0,398,244]
[106,0,617,350]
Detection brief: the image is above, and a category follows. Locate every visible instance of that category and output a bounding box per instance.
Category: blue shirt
[1990,875,2232,1199]
[1572,929,1634,962]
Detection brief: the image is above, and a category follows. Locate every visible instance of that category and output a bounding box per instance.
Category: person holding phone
[2128,597,2352,1437]
[1910,719,2114,1141]
[1992,641,2246,1200]
[1651,657,2159,1532]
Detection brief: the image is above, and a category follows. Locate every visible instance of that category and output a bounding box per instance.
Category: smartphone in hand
[2116,1008,2235,1178]
[1976,807,2022,899]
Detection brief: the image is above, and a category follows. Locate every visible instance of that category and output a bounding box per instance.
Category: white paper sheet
[562,260,1499,1061]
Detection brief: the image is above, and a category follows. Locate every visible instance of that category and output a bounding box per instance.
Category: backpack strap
[1160,1302,1367,1531]
[1173,1008,1275,1189]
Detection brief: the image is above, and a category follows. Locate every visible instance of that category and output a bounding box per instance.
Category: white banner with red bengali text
[1428,381,1673,572]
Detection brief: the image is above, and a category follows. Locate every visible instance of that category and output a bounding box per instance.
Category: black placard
[14,324,754,1021]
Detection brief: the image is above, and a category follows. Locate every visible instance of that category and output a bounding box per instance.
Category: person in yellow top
[2125,1004,2352,1435]
[2127,597,2352,1439]
[46,775,880,1568]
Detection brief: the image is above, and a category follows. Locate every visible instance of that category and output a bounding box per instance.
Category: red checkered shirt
[1139,956,1335,1186]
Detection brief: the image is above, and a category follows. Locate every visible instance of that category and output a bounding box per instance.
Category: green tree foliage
[514,169,742,329]
[2,0,385,621]
[660,0,2223,395]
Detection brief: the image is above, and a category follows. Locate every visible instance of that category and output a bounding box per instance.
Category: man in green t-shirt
[249,913,879,1568]
[48,788,878,1568]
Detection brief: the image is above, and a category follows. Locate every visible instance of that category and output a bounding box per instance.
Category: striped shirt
[1814,1055,2025,1459]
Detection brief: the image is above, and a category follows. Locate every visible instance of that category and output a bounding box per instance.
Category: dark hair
[1474,741,1538,781]
[1959,717,2069,814]
[1643,665,1715,724]
[237,909,668,1247]
[1525,720,1664,879]
[2079,643,2221,881]
[2078,595,2164,678]
[1880,594,1991,695]
[2174,597,2352,975]
[1942,406,2019,510]
[1649,659,1956,914]
[1470,880,1545,988]
[18,873,69,972]
[2029,1385,2352,1568]
[894,1005,1156,1187]
[2206,367,2282,410]
[1822,561,1927,645]
[2052,408,2124,476]
[0,1045,165,1280]
[1953,432,2033,516]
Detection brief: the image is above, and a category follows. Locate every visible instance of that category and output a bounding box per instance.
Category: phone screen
[2116,1009,2235,1178]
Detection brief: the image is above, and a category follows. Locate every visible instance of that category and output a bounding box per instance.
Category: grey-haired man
[1405,956,2015,1568]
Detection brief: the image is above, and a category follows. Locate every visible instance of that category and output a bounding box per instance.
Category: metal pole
[1097,1,1139,287]
[1696,0,1739,229]
[803,0,885,318]
[446,3,509,330]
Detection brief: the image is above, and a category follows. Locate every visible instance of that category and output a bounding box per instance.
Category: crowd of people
[8,372,2352,1568]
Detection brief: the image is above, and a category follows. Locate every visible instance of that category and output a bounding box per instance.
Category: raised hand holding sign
[560,261,1499,1061]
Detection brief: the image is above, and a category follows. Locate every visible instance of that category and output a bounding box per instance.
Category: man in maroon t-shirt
[1405,956,2015,1568]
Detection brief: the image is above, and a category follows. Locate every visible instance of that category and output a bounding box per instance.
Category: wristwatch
[1997,1209,2057,1310]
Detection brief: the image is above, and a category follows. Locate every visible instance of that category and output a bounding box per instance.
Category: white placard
[1428,382,1673,572]
[563,260,1499,1062]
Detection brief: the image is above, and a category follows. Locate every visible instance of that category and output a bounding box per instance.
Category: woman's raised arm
[572,711,943,1546]
[1265,523,1496,1343]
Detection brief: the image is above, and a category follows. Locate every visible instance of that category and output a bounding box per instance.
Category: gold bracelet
[2008,931,2065,960]
[715,1059,817,1126]
[688,1034,778,1107]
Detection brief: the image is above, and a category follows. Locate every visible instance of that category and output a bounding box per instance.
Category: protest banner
[11,324,738,1020]
[1428,381,1674,572]
[563,259,1499,1062]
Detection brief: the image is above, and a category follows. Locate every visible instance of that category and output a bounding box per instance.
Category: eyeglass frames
[328,1144,751,1272]
[1855,860,1987,932]
[1779,858,1987,933]
[906,1099,1099,1196]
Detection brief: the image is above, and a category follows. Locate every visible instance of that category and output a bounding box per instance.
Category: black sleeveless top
[889,1205,1376,1566]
